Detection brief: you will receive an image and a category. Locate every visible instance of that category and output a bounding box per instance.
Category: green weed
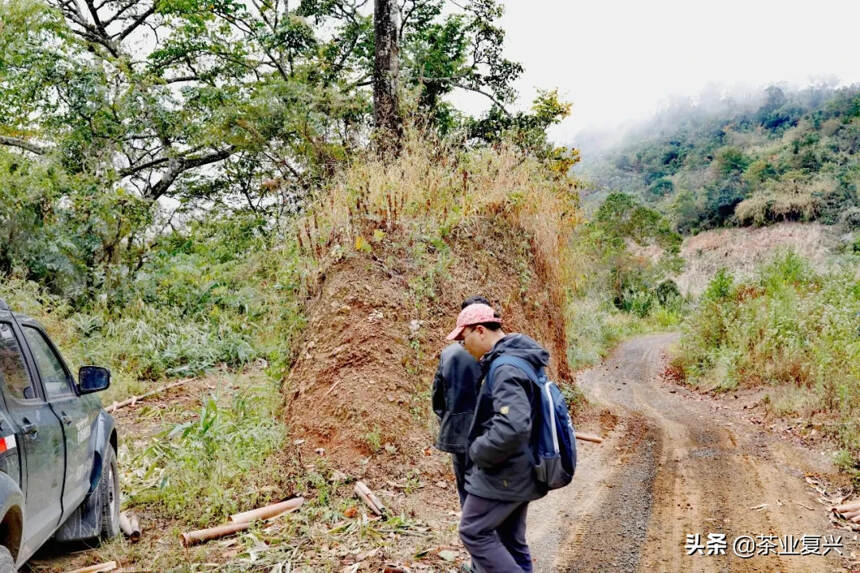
[122,376,287,527]
[363,427,383,454]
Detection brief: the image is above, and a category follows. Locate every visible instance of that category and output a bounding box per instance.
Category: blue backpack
[487,356,577,490]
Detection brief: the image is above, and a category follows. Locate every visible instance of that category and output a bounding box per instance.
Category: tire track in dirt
[529,333,857,573]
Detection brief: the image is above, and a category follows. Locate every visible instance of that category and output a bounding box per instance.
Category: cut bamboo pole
[229,497,305,523]
[64,562,117,573]
[181,497,304,548]
[180,522,250,548]
[107,378,194,412]
[354,481,385,515]
[119,511,141,542]
[575,432,603,444]
[834,500,860,513]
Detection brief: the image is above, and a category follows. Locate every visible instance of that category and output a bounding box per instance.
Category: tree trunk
[373,0,402,151]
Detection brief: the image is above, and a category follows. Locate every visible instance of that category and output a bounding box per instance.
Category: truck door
[20,324,93,520]
[0,321,66,555]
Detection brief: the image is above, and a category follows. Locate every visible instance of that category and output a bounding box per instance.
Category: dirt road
[529,333,858,573]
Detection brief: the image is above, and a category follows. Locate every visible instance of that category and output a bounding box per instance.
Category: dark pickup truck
[0,298,119,570]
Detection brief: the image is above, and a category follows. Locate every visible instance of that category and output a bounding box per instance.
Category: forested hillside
[578,85,860,233]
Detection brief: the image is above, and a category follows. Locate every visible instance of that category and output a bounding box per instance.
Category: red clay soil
[284,219,572,509]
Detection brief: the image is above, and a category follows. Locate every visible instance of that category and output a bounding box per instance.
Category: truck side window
[22,326,74,399]
[0,322,37,400]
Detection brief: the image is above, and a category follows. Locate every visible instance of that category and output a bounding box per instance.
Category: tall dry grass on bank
[295,133,583,292]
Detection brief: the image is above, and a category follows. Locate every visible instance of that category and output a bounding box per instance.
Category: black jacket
[465,333,549,502]
[432,343,482,453]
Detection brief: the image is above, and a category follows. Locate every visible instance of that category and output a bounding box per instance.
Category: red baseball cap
[446,303,500,340]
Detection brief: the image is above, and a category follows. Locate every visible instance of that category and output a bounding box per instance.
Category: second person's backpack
[487,355,577,490]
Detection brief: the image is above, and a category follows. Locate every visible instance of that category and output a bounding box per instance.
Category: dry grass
[296,132,583,292]
[675,222,840,296]
[735,191,820,226]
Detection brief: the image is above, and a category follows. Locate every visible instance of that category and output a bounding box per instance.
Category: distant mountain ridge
[576,85,860,235]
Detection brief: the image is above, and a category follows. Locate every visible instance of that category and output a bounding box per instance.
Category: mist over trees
[576,84,860,234]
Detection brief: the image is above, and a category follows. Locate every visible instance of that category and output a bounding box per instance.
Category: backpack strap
[486,355,544,390]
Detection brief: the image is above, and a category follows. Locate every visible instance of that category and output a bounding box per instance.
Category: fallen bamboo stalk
[180,522,250,548]
[229,497,305,523]
[354,481,385,515]
[575,432,603,444]
[64,562,118,573]
[842,509,860,520]
[119,511,141,542]
[834,500,860,513]
[108,378,194,412]
[182,499,303,548]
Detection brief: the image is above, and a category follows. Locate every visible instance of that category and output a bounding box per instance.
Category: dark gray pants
[451,453,468,507]
[459,494,532,572]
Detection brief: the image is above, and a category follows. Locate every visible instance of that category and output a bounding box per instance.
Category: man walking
[432,296,495,507]
[446,303,549,572]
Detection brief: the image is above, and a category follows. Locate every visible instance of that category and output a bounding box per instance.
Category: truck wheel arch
[0,504,22,562]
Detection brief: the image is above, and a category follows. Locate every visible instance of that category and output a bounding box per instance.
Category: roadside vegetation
[673,250,860,482]
[0,214,306,404]
[566,192,687,368]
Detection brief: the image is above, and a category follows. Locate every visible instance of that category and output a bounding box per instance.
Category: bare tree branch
[119,155,171,177]
[56,0,120,56]
[0,136,49,155]
[84,0,111,42]
[142,146,236,201]
[453,82,511,116]
[103,0,139,26]
[114,4,158,43]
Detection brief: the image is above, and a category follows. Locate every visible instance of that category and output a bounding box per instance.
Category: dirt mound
[675,222,840,295]
[285,219,571,483]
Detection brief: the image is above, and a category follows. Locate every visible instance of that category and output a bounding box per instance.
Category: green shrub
[566,194,688,368]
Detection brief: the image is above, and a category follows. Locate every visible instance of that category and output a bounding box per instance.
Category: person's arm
[431,358,446,421]
[468,365,532,469]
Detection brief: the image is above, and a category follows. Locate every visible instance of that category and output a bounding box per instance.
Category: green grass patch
[121,373,288,527]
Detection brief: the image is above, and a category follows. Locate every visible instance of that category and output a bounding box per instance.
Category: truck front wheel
[97,445,120,539]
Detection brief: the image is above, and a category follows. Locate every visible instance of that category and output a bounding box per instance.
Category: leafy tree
[714,147,749,177]
[467,89,579,175]
[595,192,681,253]
[1,0,571,298]
[647,178,674,199]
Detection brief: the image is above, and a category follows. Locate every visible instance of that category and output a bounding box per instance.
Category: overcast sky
[450,0,860,145]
